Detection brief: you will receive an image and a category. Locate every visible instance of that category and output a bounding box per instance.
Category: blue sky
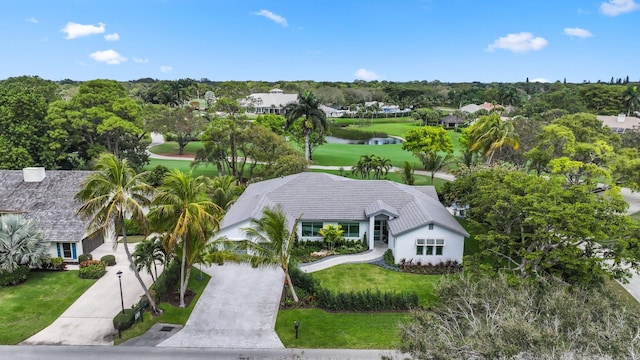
[1,0,639,83]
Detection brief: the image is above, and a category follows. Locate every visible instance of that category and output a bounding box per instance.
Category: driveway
[157,263,285,349]
[22,241,154,345]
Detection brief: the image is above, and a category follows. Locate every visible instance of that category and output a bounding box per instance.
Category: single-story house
[440,114,467,129]
[243,89,298,115]
[0,167,101,262]
[217,172,469,264]
[597,114,640,134]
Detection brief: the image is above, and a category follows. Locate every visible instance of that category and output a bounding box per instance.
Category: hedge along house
[0,167,102,262]
[216,172,469,264]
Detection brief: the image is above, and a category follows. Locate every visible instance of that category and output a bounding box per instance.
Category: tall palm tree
[398,161,416,185]
[75,153,160,314]
[283,90,328,162]
[469,113,520,165]
[623,85,640,116]
[420,153,455,184]
[240,206,302,303]
[0,214,49,273]
[209,175,243,211]
[133,236,165,283]
[147,169,222,308]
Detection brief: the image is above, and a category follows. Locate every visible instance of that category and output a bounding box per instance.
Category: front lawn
[312,143,416,168]
[310,169,448,190]
[312,263,441,307]
[0,271,96,344]
[145,159,220,178]
[276,308,409,349]
[114,267,210,344]
[148,141,203,156]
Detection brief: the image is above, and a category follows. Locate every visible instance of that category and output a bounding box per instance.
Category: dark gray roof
[220,172,468,237]
[0,170,94,242]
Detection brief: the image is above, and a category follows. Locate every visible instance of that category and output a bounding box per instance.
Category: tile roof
[220,172,468,237]
[0,170,94,242]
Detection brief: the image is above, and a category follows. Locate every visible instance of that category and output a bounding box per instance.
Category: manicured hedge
[100,255,116,266]
[78,253,92,263]
[0,266,30,286]
[79,260,106,279]
[315,288,418,311]
[113,308,137,331]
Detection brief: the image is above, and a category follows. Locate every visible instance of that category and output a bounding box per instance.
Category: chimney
[23,167,46,182]
[617,114,626,123]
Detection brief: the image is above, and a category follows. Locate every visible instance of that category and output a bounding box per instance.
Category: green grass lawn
[148,141,203,156]
[312,143,415,168]
[144,158,220,178]
[0,271,96,344]
[115,267,210,344]
[353,122,420,137]
[276,308,409,349]
[311,263,441,307]
[310,169,447,191]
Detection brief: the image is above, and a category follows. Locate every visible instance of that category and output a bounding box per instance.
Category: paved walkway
[157,263,285,349]
[299,246,387,273]
[22,242,154,345]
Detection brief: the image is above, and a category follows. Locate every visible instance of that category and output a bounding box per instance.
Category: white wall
[217,220,252,241]
[392,225,464,264]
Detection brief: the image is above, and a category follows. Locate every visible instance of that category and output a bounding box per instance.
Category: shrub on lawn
[40,257,67,271]
[78,253,92,263]
[289,263,318,294]
[113,308,137,332]
[383,249,396,267]
[100,255,116,266]
[78,260,106,279]
[0,266,30,286]
[316,288,418,311]
[398,259,463,275]
[152,260,180,302]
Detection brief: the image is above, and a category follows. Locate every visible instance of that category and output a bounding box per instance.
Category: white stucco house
[243,88,298,115]
[217,172,469,264]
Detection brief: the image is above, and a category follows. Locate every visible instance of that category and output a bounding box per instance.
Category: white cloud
[530,78,550,83]
[61,22,105,39]
[564,27,593,38]
[26,17,38,24]
[600,0,639,16]
[160,65,173,73]
[354,68,379,81]
[104,33,119,41]
[253,9,288,27]
[486,32,548,53]
[89,49,126,65]
[133,57,149,64]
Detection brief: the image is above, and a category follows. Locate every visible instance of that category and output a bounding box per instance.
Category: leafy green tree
[469,113,519,165]
[148,169,222,307]
[525,124,576,175]
[254,114,286,135]
[623,85,640,116]
[145,106,207,155]
[285,117,326,160]
[240,206,302,302]
[402,126,454,182]
[283,90,328,161]
[318,224,344,252]
[0,214,49,272]
[75,153,159,313]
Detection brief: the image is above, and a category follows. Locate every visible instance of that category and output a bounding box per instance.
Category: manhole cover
[159,326,175,332]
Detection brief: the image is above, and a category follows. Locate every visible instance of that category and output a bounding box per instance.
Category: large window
[301,222,323,237]
[338,222,360,238]
[416,239,445,256]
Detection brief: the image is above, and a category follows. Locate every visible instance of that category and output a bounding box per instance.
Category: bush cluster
[315,288,418,311]
[398,259,463,275]
[113,308,137,331]
[40,257,67,271]
[78,253,92,263]
[0,266,30,286]
[152,260,180,302]
[100,255,116,266]
[383,249,396,267]
[79,260,106,279]
[289,264,318,294]
[293,239,367,263]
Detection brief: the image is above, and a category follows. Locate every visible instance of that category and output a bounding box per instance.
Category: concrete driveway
[22,241,154,345]
[158,263,285,349]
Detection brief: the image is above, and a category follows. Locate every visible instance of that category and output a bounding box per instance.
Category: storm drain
[159,326,175,332]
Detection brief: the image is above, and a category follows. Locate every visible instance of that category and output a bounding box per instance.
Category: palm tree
[623,85,640,116]
[133,236,165,283]
[372,156,392,180]
[398,161,416,185]
[0,214,49,273]
[469,113,520,165]
[75,153,160,314]
[420,152,455,184]
[209,175,243,211]
[240,206,302,302]
[283,90,328,162]
[147,169,222,308]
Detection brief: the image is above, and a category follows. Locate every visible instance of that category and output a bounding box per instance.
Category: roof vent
[617,114,626,123]
[23,167,46,182]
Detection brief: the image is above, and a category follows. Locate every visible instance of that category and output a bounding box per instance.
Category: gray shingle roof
[0,170,94,242]
[220,172,468,237]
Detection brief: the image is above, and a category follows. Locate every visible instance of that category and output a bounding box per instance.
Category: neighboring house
[0,167,101,262]
[217,172,469,264]
[243,89,298,115]
[460,102,506,114]
[597,114,640,134]
[320,104,345,118]
[440,114,467,129]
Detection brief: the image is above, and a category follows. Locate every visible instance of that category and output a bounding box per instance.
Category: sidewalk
[22,241,154,345]
[299,246,387,273]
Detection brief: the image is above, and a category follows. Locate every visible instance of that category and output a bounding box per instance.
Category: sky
[1,0,639,83]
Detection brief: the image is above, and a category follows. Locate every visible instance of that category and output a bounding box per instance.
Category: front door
[374,220,389,243]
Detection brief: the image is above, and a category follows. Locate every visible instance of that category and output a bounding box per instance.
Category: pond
[326,136,403,145]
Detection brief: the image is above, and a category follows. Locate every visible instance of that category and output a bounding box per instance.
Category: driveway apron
[158,263,285,349]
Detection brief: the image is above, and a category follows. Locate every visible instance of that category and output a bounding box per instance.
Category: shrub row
[40,257,67,271]
[113,308,137,332]
[0,266,30,287]
[79,261,106,279]
[289,264,318,294]
[398,259,463,275]
[153,260,180,302]
[315,288,418,311]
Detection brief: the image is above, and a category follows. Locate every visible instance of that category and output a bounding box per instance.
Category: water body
[326,136,403,145]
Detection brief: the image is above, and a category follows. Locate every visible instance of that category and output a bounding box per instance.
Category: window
[416,239,445,256]
[428,224,434,230]
[338,222,360,238]
[301,222,323,237]
[62,243,72,258]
